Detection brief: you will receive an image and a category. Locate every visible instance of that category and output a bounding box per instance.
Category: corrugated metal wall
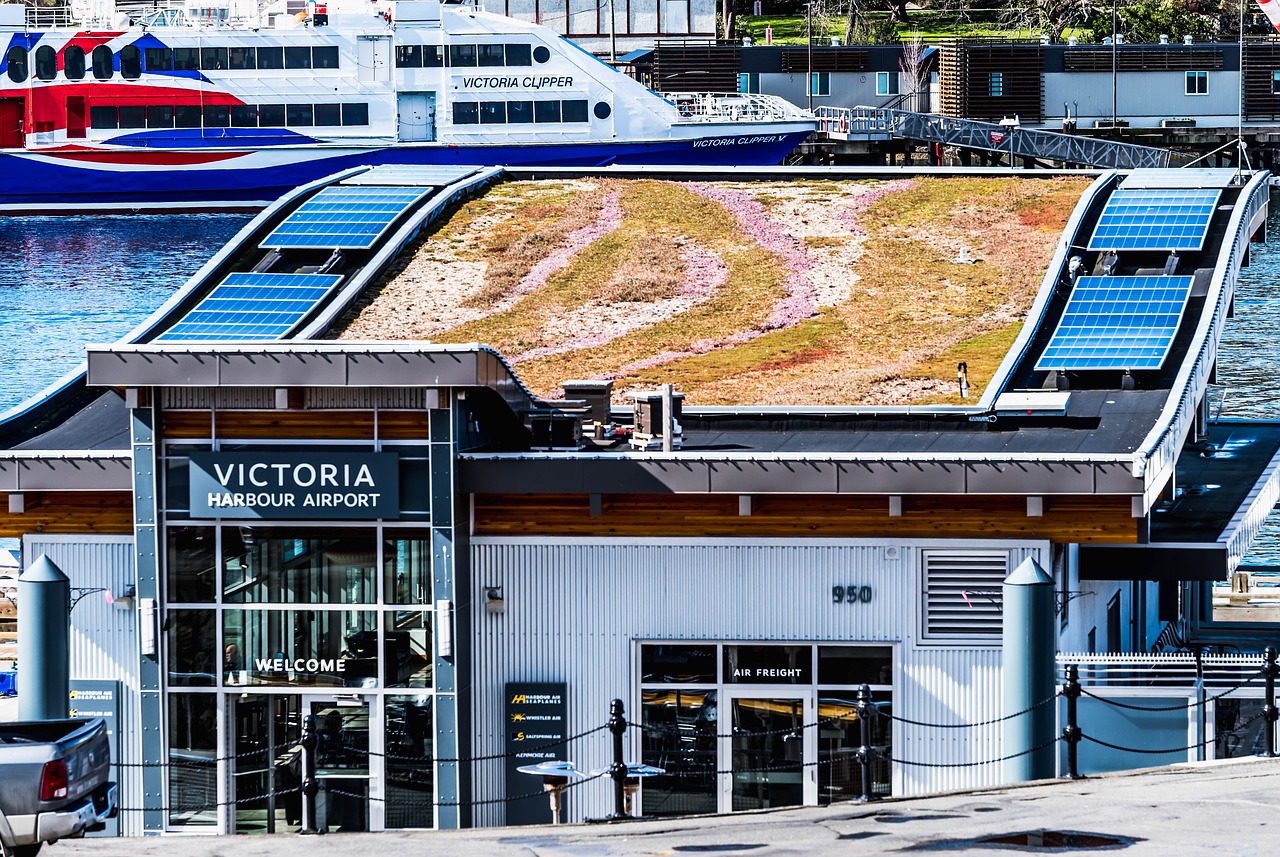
[469,537,1048,824]
[24,536,141,835]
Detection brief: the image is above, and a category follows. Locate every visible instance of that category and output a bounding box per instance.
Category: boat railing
[662,92,812,123]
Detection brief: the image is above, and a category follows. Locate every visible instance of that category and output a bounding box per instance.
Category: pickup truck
[0,718,117,857]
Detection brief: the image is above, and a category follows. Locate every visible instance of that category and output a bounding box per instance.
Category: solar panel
[259,186,431,250]
[1034,275,1196,371]
[341,165,482,186]
[1087,188,1221,252]
[155,272,344,342]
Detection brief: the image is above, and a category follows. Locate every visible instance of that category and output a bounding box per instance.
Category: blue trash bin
[0,670,16,696]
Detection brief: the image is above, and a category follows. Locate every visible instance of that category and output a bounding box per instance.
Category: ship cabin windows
[121,45,142,79]
[141,45,339,73]
[87,102,370,131]
[64,46,85,79]
[1186,70,1208,95]
[35,46,56,81]
[395,43,530,68]
[451,98,589,125]
[5,46,26,83]
[92,45,113,79]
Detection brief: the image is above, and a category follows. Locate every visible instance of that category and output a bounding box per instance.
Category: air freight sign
[189,452,399,520]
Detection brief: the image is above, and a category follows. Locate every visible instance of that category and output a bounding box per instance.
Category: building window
[1186,70,1208,95]
[989,71,1003,97]
[738,72,760,94]
[1272,70,1280,95]
[809,71,829,97]
[876,71,899,97]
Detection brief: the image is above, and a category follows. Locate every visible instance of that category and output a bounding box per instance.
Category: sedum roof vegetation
[332,176,1090,406]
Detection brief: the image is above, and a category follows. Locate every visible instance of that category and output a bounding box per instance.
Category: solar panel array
[260,186,431,250]
[156,272,344,341]
[341,165,482,186]
[1034,275,1196,371]
[1087,188,1221,252]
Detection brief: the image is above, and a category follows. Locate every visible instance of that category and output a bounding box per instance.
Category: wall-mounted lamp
[105,584,136,611]
[485,585,506,615]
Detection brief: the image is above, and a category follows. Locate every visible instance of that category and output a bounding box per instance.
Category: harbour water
[0,194,1278,558]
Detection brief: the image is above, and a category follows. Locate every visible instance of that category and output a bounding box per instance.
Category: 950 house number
[832,584,873,604]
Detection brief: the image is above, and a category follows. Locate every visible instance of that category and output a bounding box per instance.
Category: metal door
[720,690,816,812]
[397,93,435,142]
[0,97,24,148]
[358,36,390,83]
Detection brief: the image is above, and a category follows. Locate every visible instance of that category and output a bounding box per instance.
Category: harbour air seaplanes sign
[189,452,399,520]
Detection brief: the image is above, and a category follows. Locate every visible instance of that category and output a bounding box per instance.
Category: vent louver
[923,550,1009,641]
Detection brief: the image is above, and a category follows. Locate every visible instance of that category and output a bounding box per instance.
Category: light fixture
[106,585,135,610]
[485,585,506,615]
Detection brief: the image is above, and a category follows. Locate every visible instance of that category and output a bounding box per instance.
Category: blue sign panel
[189,452,400,520]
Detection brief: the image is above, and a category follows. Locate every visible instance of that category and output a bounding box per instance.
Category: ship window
[144,47,173,72]
[396,45,422,68]
[285,47,312,69]
[35,46,56,81]
[450,44,477,67]
[231,105,258,126]
[203,104,230,127]
[258,47,284,69]
[341,103,369,125]
[505,44,531,66]
[313,46,339,69]
[478,44,504,67]
[287,103,314,126]
[201,47,228,71]
[259,104,286,126]
[452,101,479,124]
[479,101,506,123]
[173,48,200,71]
[424,46,444,67]
[148,105,175,128]
[533,45,550,63]
[228,47,256,70]
[507,100,533,123]
[92,45,114,80]
[5,46,26,83]
[175,105,202,128]
[121,45,142,79]
[64,45,86,79]
[119,105,146,128]
[89,106,117,129]
[561,99,588,122]
[534,100,560,122]
[315,102,341,125]
[593,101,610,119]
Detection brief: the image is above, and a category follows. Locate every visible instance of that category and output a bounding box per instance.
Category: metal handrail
[662,92,812,123]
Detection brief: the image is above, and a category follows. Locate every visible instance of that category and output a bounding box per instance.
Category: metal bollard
[1263,647,1279,758]
[1062,663,1083,779]
[608,699,628,819]
[855,684,879,803]
[300,714,322,835]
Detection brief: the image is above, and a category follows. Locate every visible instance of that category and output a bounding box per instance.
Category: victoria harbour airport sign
[189,452,399,519]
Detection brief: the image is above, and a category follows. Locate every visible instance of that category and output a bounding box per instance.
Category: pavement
[44,755,1280,856]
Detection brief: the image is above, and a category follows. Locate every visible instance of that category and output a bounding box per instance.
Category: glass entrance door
[308,696,372,832]
[229,694,303,834]
[722,692,816,812]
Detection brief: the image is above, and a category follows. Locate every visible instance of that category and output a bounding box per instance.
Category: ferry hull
[0,131,812,212]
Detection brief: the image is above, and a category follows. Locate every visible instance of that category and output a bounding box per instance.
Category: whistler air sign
[189,452,399,520]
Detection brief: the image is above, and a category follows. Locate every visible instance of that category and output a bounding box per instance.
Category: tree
[1118,0,1223,43]
[1000,0,1109,42]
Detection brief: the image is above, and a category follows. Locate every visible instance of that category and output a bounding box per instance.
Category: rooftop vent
[561,379,615,439]
[631,389,684,451]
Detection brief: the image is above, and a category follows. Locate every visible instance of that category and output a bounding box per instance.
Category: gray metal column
[131,400,165,833]
[17,555,70,720]
[430,396,460,828]
[1002,556,1056,783]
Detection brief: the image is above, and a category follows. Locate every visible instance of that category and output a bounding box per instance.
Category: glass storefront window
[223,609,377,688]
[385,695,434,828]
[167,609,216,687]
[817,646,893,686]
[168,694,218,828]
[640,689,717,817]
[724,645,813,684]
[166,526,216,603]
[642,644,716,684]
[384,531,431,604]
[385,610,432,687]
[223,528,376,604]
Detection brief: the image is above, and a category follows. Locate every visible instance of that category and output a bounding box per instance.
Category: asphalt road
[49,755,1280,856]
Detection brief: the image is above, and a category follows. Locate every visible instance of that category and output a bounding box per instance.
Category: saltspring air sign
[189,452,399,520]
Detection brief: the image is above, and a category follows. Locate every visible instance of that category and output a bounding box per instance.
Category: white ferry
[0,0,814,212]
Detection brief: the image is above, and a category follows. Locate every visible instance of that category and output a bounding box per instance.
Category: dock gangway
[816,106,1175,170]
